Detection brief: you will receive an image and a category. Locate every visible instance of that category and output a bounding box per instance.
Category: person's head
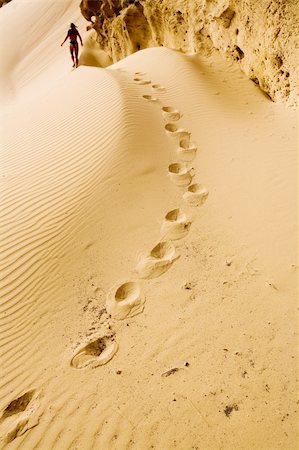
[70,23,77,29]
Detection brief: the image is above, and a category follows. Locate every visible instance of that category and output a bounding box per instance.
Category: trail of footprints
[68,70,209,369]
[69,69,209,369]
[0,68,209,443]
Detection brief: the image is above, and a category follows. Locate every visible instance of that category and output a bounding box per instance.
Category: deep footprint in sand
[135,71,146,76]
[161,106,182,122]
[152,83,166,92]
[183,183,209,206]
[133,77,151,85]
[142,94,159,102]
[136,241,179,279]
[160,209,192,240]
[0,391,40,444]
[177,138,198,162]
[106,281,145,320]
[168,163,194,187]
[71,335,118,369]
[165,123,190,140]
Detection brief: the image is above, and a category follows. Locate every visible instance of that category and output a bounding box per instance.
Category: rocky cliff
[80,0,298,106]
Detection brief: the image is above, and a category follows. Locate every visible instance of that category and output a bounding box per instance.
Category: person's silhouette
[61,23,83,68]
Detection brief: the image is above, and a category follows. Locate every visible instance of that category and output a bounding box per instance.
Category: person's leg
[74,44,79,67]
[70,44,75,67]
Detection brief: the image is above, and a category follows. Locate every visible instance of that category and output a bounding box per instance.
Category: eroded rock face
[80,0,298,106]
[0,0,12,7]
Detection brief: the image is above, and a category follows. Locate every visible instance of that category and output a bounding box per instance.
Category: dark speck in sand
[162,368,179,377]
[224,404,239,417]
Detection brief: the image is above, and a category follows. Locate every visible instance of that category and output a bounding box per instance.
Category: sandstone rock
[0,0,12,7]
[80,0,298,106]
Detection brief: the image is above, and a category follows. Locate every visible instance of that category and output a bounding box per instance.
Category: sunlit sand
[0,1,297,448]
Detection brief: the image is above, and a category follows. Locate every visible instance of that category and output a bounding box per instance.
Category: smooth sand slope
[0,1,297,449]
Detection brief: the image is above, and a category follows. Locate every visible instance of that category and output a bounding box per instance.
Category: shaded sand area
[0,1,297,449]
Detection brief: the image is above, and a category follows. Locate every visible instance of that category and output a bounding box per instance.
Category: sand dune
[0,1,297,449]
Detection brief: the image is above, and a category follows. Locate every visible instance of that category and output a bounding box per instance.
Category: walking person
[61,23,83,68]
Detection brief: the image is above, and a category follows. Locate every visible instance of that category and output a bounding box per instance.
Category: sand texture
[0,1,298,449]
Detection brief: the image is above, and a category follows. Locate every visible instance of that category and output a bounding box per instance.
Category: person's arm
[77,31,83,46]
[60,33,68,46]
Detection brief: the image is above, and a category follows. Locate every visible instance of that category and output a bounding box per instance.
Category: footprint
[168,163,194,187]
[152,84,166,92]
[135,71,146,76]
[177,138,197,162]
[0,391,40,444]
[164,123,190,140]
[133,77,151,85]
[106,281,145,320]
[71,334,118,369]
[160,209,191,240]
[183,183,209,206]
[161,106,182,121]
[136,241,179,279]
[142,94,159,102]
[1,392,36,420]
